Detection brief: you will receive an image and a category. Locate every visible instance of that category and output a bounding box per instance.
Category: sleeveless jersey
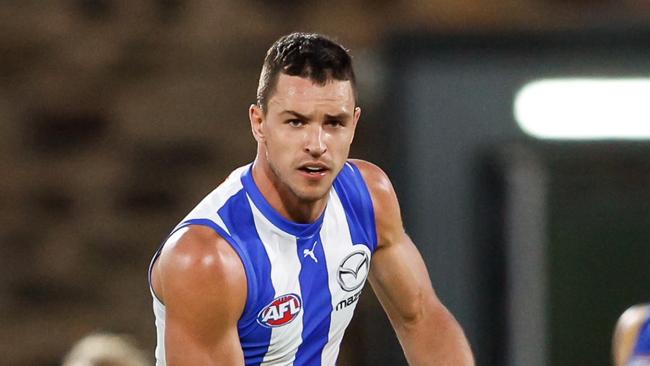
[628,317,650,366]
[149,161,377,366]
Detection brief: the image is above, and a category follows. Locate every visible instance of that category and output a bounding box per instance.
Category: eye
[326,119,344,127]
[287,119,304,127]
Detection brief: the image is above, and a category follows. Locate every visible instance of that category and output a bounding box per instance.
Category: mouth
[298,163,330,177]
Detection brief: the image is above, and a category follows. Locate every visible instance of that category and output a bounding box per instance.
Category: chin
[294,186,330,203]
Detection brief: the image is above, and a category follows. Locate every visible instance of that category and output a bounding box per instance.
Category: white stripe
[153,296,167,366]
[320,189,361,366]
[249,198,304,366]
[179,165,248,235]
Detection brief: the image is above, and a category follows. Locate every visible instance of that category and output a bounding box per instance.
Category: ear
[249,104,265,142]
[350,106,361,143]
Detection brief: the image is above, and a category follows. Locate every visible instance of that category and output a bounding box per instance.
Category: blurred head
[250,33,361,205]
[62,333,149,366]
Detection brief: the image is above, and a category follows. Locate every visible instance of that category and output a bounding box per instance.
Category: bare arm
[151,225,247,365]
[353,159,474,366]
[612,304,649,366]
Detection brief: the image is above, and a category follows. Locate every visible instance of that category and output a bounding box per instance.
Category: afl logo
[257,294,302,328]
[337,248,370,292]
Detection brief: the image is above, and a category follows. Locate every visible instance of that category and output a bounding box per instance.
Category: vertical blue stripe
[294,235,332,366]
[217,190,276,366]
[634,318,650,354]
[333,162,377,253]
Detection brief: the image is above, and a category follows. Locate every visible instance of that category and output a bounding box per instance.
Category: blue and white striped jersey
[149,161,377,366]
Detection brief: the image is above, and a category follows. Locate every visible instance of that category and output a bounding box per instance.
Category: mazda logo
[337,249,370,292]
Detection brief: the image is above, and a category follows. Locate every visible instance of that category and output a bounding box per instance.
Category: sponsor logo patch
[336,290,362,311]
[257,293,302,328]
[337,247,370,292]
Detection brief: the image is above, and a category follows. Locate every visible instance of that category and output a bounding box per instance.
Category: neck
[251,157,327,224]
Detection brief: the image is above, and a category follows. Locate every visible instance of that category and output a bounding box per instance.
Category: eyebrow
[282,110,351,120]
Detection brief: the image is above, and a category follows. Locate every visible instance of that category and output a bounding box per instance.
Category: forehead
[267,74,355,114]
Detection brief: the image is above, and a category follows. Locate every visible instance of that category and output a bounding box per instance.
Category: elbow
[393,291,454,334]
[394,291,428,330]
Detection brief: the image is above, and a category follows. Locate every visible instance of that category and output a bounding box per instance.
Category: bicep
[352,160,442,323]
[355,160,473,363]
[369,233,442,328]
[156,226,247,365]
[165,307,244,365]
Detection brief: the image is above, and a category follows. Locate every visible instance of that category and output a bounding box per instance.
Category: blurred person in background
[62,332,150,366]
[613,303,650,366]
[148,32,474,365]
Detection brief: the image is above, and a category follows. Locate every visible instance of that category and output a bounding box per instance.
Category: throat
[283,198,327,224]
[252,159,328,224]
[271,181,328,223]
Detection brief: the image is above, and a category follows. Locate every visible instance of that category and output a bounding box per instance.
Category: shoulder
[348,159,397,205]
[153,225,247,310]
[348,159,404,246]
[616,304,650,333]
[349,159,392,192]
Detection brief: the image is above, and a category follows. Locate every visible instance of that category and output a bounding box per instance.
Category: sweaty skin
[151,74,474,365]
[249,75,360,223]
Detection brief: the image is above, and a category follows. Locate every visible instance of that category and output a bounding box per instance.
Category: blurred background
[1,1,649,365]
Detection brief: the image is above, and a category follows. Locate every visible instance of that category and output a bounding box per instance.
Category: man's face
[250,74,360,203]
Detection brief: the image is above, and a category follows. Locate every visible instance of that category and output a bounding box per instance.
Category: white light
[514,78,650,140]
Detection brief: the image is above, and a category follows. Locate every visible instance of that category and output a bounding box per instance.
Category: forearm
[395,304,474,366]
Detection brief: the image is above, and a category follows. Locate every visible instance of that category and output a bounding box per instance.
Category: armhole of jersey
[633,311,650,355]
[147,218,256,319]
[341,161,378,252]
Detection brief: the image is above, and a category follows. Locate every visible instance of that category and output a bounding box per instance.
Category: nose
[304,125,327,157]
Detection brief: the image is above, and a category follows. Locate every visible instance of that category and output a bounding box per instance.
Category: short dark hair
[256,32,357,112]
